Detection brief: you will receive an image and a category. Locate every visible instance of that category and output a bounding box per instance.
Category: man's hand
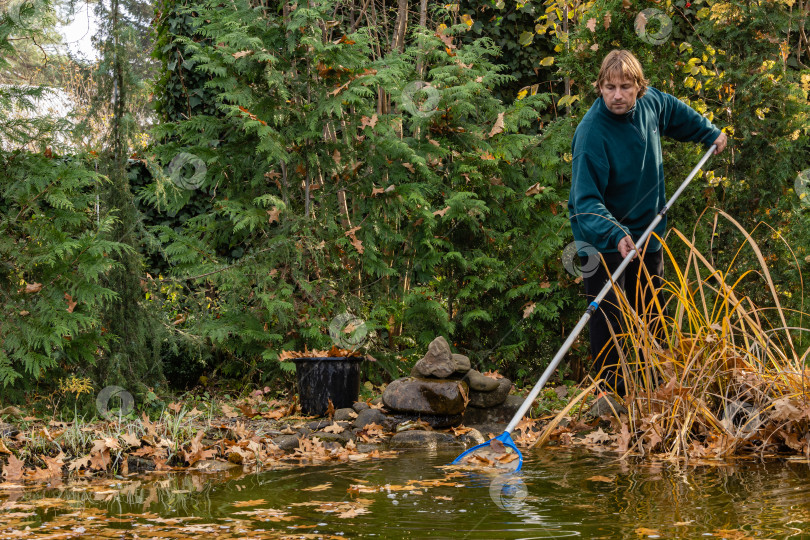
[618,235,637,259]
[712,132,728,154]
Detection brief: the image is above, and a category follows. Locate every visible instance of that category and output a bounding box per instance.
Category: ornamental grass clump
[593,212,809,459]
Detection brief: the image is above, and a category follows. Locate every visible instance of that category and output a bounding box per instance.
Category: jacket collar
[598,96,636,122]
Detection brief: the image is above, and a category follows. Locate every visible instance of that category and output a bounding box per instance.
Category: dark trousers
[580,248,665,396]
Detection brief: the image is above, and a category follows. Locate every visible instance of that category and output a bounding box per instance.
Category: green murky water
[3,447,810,538]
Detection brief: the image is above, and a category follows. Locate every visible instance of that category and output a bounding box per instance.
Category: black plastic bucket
[293,356,364,416]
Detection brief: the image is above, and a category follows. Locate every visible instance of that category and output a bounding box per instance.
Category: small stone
[126,455,156,473]
[468,376,512,408]
[353,401,370,412]
[334,408,357,421]
[412,337,454,378]
[463,369,500,392]
[388,431,464,450]
[389,413,463,429]
[272,434,301,451]
[312,430,353,444]
[355,443,382,453]
[588,394,628,417]
[452,353,471,374]
[353,408,388,429]
[456,428,486,448]
[194,459,239,472]
[307,419,333,430]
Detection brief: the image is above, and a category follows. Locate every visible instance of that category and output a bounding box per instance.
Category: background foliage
[0,0,807,409]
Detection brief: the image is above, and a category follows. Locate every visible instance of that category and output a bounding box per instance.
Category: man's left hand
[712,132,728,154]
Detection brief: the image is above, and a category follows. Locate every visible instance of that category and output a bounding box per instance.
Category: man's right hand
[618,235,637,259]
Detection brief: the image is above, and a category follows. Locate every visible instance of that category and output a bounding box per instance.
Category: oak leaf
[2,454,25,481]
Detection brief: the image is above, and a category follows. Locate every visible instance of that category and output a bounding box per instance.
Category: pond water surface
[2,447,810,538]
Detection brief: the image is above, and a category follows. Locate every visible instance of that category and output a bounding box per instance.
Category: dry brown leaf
[121,432,140,447]
[587,475,614,483]
[24,282,42,294]
[220,403,239,418]
[361,114,378,129]
[433,206,450,218]
[232,499,266,507]
[323,423,344,434]
[603,11,612,28]
[232,50,252,59]
[586,18,597,32]
[583,428,611,445]
[523,302,536,319]
[525,183,545,196]
[2,454,25,481]
[65,293,77,313]
[489,112,505,138]
[302,483,333,492]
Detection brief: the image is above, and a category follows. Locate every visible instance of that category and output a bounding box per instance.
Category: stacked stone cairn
[381,336,514,428]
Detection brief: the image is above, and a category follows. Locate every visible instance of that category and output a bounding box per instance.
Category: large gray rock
[467,376,512,408]
[389,413,463,429]
[452,353,471,374]
[463,369,500,392]
[389,431,464,450]
[412,337,454,378]
[463,393,522,424]
[383,377,468,416]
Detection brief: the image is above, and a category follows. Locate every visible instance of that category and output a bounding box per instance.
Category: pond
[2,447,810,538]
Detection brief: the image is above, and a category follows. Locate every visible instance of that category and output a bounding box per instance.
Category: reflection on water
[2,447,810,538]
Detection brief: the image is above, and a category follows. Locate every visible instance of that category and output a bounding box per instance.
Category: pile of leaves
[0,393,396,484]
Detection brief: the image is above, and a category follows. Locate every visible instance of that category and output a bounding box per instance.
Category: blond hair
[595,50,649,99]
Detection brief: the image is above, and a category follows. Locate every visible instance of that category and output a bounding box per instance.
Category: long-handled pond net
[452,145,718,472]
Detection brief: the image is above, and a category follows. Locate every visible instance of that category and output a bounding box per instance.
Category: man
[568,49,727,398]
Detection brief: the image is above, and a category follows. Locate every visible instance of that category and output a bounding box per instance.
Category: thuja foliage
[0,151,128,389]
[145,0,576,384]
[0,7,138,393]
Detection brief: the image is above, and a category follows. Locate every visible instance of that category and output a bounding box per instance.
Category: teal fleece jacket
[568,87,721,254]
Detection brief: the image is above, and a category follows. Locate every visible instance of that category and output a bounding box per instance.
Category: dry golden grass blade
[531,380,599,450]
[716,210,797,361]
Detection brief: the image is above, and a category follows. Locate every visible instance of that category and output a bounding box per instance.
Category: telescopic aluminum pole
[503,144,717,434]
